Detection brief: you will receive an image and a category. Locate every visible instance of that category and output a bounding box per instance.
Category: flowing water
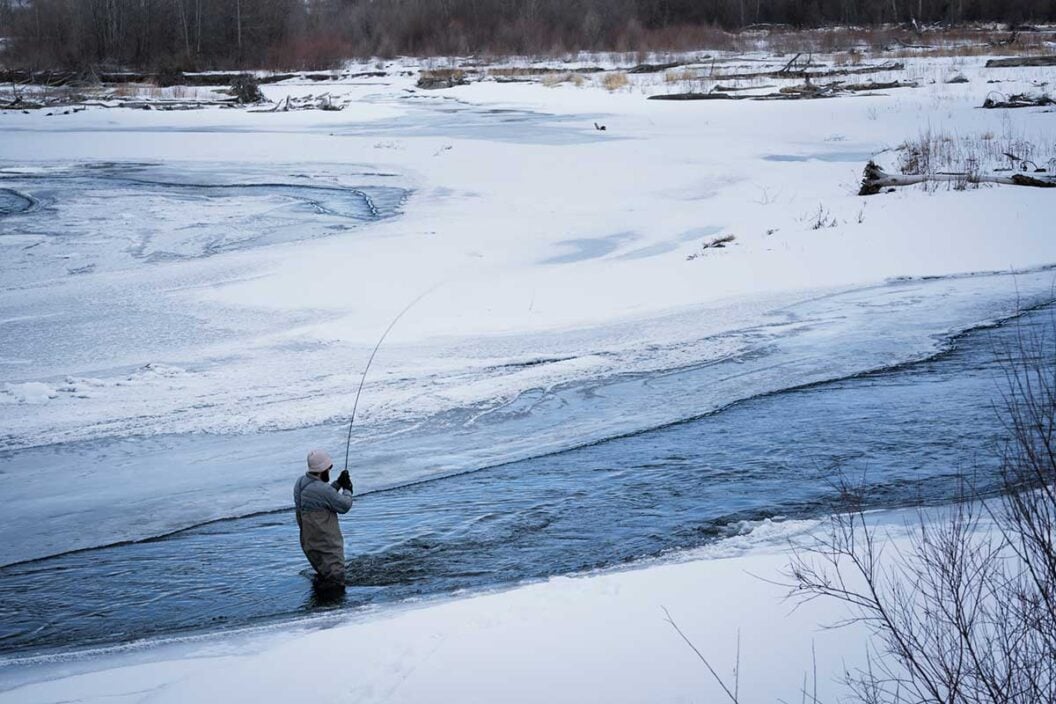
[1,298,1052,659]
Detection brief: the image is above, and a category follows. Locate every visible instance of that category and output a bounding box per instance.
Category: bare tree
[5,0,1056,70]
[788,315,1056,704]
[174,0,190,59]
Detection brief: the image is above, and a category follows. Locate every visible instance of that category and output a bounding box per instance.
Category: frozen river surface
[0,162,408,287]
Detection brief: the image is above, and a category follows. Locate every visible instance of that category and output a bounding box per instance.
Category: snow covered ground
[0,511,955,704]
[1,50,1054,698]
[0,517,862,704]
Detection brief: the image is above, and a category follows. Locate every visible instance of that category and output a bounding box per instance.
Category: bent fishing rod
[343,287,435,473]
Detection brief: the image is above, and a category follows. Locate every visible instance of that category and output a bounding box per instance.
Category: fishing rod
[343,287,435,473]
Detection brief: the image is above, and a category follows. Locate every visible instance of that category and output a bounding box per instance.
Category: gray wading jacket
[293,473,353,582]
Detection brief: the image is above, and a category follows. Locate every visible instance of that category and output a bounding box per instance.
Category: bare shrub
[267,33,352,70]
[806,204,837,230]
[638,23,739,52]
[892,126,1056,191]
[788,316,1056,704]
[229,74,264,103]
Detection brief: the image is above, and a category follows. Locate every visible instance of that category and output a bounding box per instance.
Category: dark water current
[1,302,1053,658]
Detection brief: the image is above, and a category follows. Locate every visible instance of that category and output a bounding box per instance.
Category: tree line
[2,0,1055,71]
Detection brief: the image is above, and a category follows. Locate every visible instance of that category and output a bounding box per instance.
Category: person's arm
[326,485,353,514]
[333,469,353,493]
[293,477,304,527]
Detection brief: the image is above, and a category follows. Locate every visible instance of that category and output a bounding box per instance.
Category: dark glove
[337,469,353,493]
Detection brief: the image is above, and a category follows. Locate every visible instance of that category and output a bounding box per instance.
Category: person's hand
[337,469,353,493]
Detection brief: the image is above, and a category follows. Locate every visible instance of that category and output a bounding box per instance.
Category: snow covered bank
[0,517,881,704]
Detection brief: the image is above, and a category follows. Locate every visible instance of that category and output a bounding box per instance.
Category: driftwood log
[651,79,915,102]
[650,92,747,101]
[627,61,686,74]
[3,96,238,111]
[982,91,1055,108]
[416,70,469,89]
[859,160,1056,196]
[487,66,605,80]
[985,56,1056,68]
[707,62,904,83]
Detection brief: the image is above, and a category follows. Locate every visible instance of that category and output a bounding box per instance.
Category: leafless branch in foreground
[662,606,740,704]
[787,312,1056,704]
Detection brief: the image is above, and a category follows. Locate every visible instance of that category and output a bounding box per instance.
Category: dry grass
[600,71,630,91]
[664,69,698,83]
[166,85,193,99]
[488,66,556,77]
[541,71,586,87]
[112,83,190,99]
[112,83,139,98]
[832,50,864,66]
[896,126,1056,190]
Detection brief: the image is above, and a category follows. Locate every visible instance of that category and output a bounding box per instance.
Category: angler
[296,288,431,591]
[294,449,354,588]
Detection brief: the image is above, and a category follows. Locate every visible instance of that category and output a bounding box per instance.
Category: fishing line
[343,286,436,472]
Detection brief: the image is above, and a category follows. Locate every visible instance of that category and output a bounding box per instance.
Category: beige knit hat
[306,449,333,474]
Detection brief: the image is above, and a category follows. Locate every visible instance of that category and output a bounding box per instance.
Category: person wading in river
[294,449,354,588]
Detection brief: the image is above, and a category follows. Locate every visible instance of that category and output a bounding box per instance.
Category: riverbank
[1,515,879,703]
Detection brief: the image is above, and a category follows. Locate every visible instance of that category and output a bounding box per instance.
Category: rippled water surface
[1,300,1051,658]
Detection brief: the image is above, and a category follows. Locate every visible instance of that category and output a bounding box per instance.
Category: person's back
[294,449,353,586]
